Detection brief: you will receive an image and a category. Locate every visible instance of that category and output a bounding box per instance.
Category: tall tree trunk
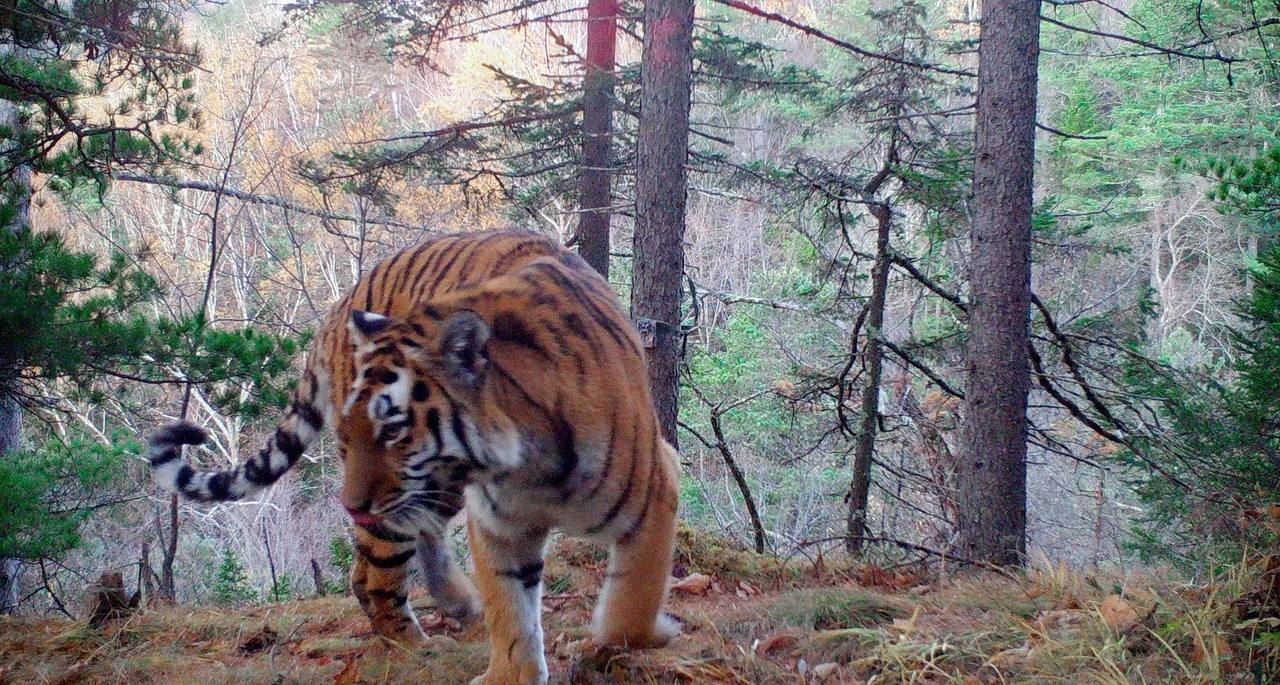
[140,543,158,606]
[310,558,327,597]
[0,394,20,612]
[846,190,893,556]
[710,410,765,553]
[955,0,1041,567]
[0,53,32,613]
[632,0,695,446]
[156,497,179,602]
[575,0,618,278]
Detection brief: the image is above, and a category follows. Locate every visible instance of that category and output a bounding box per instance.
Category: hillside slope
[1,532,1275,684]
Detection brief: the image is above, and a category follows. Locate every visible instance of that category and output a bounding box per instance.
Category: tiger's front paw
[596,611,681,649]
[371,614,429,645]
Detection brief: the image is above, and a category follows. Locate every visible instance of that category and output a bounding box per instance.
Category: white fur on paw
[656,611,681,641]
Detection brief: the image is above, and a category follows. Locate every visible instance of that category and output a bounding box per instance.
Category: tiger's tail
[148,374,328,502]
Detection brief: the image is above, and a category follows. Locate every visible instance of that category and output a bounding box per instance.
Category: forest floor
[1,528,1276,685]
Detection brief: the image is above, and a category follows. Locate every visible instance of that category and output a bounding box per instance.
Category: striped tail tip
[148,421,207,466]
[161,421,207,445]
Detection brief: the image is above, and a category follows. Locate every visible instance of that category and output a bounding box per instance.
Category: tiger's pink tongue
[344,506,382,527]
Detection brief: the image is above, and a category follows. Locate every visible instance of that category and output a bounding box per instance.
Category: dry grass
[0,538,1275,685]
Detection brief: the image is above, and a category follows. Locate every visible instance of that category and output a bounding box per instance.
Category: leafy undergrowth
[1,537,1276,685]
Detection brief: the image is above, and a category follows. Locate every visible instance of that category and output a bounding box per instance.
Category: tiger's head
[337,307,521,534]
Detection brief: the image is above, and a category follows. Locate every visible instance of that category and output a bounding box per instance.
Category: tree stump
[87,572,139,628]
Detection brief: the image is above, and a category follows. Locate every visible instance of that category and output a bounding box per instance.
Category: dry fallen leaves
[888,606,921,637]
[810,662,839,680]
[50,659,89,685]
[987,644,1032,672]
[672,573,714,595]
[1022,583,1048,600]
[557,637,595,660]
[1035,608,1085,632]
[1053,592,1083,611]
[331,655,361,685]
[752,627,804,658]
[1099,594,1139,632]
[1190,635,1234,665]
[854,563,927,591]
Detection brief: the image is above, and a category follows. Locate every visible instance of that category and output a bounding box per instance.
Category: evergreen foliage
[1,0,305,569]
[324,536,354,595]
[2,0,204,191]
[0,229,302,413]
[1029,0,1280,562]
[0,217,303,562]
[0,431,132,559]
[1207,143,1280,227]
[1121,247,1280,561]
[268,572,300,603]
[287,0,821,224]
[212,547,256,606]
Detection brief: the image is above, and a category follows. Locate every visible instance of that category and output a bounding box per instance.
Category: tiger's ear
[349,310,392,346]
[439,310,490,390]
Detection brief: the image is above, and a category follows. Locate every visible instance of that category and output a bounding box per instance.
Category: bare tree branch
[113,173,427,231]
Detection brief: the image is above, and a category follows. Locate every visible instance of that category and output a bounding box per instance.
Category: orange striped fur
[148,230,680,685]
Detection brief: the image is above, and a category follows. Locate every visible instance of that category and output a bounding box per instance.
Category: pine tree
[631,0,695,446]
[1121,246,1280,560]
[212,548,256,607]
[954,0,1042,567]
[1,0,303,610]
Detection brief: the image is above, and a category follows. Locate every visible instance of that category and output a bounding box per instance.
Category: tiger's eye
[380,369,399,384]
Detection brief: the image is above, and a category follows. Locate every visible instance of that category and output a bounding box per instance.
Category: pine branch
[706,0,975,78]
[1039,13,1280,64]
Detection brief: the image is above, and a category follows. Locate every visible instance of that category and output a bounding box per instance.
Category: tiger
[146,230,681,685]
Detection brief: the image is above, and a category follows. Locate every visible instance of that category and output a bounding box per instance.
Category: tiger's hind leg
[417,532,481,624]
[593,447,681,648]
[467,516,549,685]
[350,526,427,644]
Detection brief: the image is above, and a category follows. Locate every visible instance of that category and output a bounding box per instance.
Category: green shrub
[212,548,257,607]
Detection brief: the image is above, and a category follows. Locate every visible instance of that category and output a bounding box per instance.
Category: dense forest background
[1,0,1278,651]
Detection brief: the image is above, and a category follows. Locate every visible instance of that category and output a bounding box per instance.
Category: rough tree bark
[575,0,619,278]
[955,0,1041,567]
[632,0,695,446]
[0,58,32,613]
